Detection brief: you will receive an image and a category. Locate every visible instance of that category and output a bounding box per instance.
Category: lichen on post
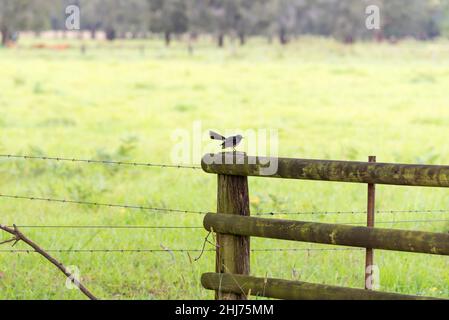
[214,152,250,300]
[202,154,449,187]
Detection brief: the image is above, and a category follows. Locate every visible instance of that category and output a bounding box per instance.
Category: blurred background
[1,0,449,300]
[1,0,449,46]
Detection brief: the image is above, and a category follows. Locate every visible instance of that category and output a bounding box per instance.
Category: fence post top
[201,152,248,170]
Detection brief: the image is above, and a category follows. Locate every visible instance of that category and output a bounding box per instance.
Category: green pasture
[0,37,449,299]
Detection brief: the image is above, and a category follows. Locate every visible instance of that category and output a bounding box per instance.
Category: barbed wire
[376,209,449,214]
[3,193,449,217]
[0,193,208,215]
[256,210,366,216]
[256,209,449,216]
[252,248,363,252]
[341,219,449,225]
[0,154,201,170]
[0,248,363,254]
[0,249,211,254]
[12,225,203,229]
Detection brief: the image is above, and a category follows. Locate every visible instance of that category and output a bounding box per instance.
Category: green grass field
[0,37,449,299]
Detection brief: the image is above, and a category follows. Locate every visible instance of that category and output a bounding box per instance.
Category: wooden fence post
[215,161,250,300]
[365,156,376,290]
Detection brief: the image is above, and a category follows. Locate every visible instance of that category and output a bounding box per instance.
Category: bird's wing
[210,130,226,141]
[221,136,235,148]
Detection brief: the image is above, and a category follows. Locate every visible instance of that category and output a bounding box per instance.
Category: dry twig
[194,231,218,262]
[0,223,98,300]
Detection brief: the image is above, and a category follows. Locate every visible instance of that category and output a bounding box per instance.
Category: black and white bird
[210,131,243,151]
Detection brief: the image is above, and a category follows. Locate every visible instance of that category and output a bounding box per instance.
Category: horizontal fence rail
[201,273,438,300]
[204,214,449,256]
[201,153,449,187]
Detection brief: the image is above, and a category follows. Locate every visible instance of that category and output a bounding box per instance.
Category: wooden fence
[200,152,449,300]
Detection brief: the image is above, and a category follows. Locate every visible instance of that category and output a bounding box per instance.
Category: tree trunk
[90,28,97,40]
[343,35,354,44]
[217,33,224,48]
[238,33,245,46]
[164,31,171,46]
[279,28,288,45]
[373,30,384,43]
[1,26,9,46]
[188,33,194,55]
[106,28,116,41]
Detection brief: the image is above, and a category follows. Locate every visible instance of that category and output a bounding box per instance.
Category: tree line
[1,0,449,46]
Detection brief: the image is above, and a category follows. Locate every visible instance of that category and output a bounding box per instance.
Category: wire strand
[341,219,449,225]
[12,225,204,229]
[3,193,449,217]
[0,248,363,254]
[256,209,449,216]
[2,192,449,219]
[0,154,201,170]
[0,193,208,215]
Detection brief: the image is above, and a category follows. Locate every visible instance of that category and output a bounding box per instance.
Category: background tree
[438,0,449,37]
[1,0,448,46]
[0,0,51,45]
[148,0,188,46]
[329,0,368,43]
[381,0,439,40]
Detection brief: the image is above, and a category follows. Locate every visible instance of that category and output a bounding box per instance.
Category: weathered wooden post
[365,156,376,290]
[214,152,250,300]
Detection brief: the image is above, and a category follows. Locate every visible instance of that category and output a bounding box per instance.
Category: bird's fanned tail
[209,130,226,141]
